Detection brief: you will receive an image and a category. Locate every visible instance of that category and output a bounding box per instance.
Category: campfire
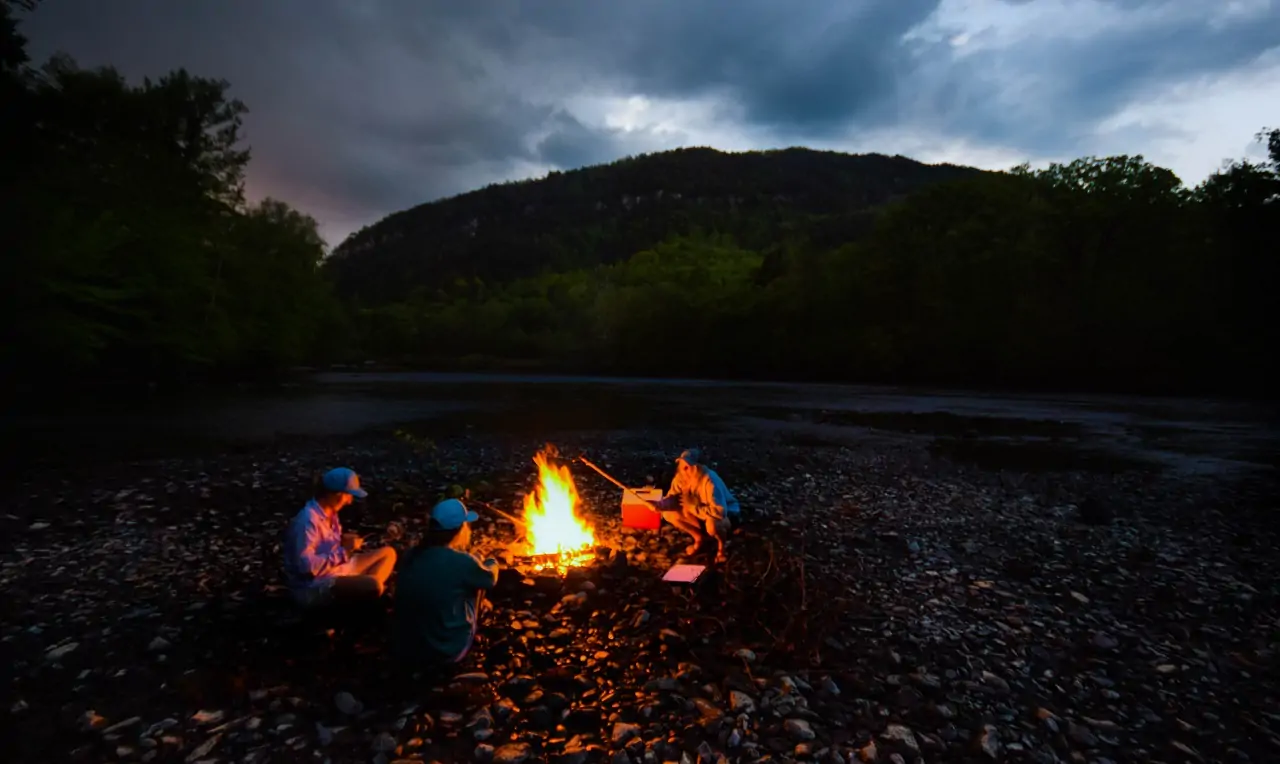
[519,447,597,574]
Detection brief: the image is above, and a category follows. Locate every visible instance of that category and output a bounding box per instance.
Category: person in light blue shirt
[395,499,500,667]
[282,467,397,608]
[654,448,740,563]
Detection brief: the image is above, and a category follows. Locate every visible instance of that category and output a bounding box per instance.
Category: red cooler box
[621,487,663,530]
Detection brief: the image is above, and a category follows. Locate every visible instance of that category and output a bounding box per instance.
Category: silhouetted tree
[2,2,344,392]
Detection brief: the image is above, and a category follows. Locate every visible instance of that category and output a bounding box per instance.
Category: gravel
[2,427,1277,763]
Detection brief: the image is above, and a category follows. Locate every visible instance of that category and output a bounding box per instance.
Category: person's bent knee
[350,546,397,582]
[373,545,397,577]
[363,546,397,566]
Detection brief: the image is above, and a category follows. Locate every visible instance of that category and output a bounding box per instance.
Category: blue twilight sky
[19,0,1280,247]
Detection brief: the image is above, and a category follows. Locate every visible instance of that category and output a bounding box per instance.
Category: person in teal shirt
[395,499,500,666]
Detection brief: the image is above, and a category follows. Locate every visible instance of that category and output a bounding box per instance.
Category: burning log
[496,546,626,600]
[515,548,597,574]
[503,545,624,575]
[517,445,597,576]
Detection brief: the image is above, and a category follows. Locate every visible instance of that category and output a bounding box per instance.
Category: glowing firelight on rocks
[522,447,596,573]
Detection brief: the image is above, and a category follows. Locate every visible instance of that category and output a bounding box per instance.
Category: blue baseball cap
[676,448,701,466]
[322,467,368,499]
[431,498,479,530]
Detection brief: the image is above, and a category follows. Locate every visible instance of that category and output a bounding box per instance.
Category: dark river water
[10,372,1279,475]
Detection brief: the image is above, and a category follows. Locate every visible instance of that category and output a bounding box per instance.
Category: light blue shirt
[282,499,349,592]
[661,465,740,520]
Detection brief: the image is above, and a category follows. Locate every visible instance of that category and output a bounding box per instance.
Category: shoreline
[8,360,1278,408]
[9,371,1276,481]
[4,426,1277,762]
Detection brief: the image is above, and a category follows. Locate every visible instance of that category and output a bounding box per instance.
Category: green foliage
[2,2,346,389]
[349,150,1277,395]
[325,148,981,305]
[351,232,766,376]
[3,0,1274,396]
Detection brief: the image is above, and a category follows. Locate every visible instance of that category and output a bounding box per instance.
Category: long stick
[470,499,529,529]
[576,456,661,507]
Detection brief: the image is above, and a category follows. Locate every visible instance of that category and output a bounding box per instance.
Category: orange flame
[522,447,595,573]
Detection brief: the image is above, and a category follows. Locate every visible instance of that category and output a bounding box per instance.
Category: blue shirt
[282,499,349,592]
[659,465,740,521]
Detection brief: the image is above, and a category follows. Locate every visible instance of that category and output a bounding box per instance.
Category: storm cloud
[19,0,1280,246]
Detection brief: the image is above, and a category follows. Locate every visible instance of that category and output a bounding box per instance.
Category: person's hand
[342,533,364,552]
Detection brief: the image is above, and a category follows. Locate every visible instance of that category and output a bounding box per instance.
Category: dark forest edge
[2,0,345,401]
[3,0,1277,402]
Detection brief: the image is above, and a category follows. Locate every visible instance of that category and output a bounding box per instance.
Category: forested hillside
[339,146,1279,395]
[6,0,1276,397]
[325,149,983,304]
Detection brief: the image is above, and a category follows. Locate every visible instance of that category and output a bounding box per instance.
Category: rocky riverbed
[3,426,1277,764]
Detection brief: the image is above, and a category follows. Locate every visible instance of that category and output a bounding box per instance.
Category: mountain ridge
[324,146,988,303]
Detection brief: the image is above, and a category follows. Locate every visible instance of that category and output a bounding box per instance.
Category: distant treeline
[2,0,343,393]
[351,148,1279,395]
[324,148,984,303]
[3,0,1276,397]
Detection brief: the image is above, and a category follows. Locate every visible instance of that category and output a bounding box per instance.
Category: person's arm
[653,494,680,511]
[463,553,500,590]
[653,474,683,511]
[293,516,348,579]
[702,477,730,522]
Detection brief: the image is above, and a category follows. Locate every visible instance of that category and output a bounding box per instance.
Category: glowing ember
[522,446,596,574]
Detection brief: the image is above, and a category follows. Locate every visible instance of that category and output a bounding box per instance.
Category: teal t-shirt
[395,545,499,663]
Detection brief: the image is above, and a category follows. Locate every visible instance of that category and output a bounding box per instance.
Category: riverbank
[338,357,1280,399]
[8,355,1278,414]
[4,422,1277,763]
[11,371,1278,476]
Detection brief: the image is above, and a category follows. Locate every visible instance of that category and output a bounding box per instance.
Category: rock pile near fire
[3,429,1277,763]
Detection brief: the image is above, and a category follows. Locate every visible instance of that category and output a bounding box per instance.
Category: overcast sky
[19,0,1280,247]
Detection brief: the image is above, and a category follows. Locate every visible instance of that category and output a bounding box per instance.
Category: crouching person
[655,448,738,563]
[395,499,499,668]
[282,467,397,608]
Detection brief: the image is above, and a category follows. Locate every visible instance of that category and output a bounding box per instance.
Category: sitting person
[395,499,500,668]
[282,467,397,608]
[654,448,740,563]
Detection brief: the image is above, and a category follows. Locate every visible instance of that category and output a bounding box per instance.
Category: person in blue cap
[654,448,740,563]
[394,498,500,667]
[282,467,398,607]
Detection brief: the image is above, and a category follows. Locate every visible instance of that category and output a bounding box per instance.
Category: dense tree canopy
[325,149,981,305]
[2,0,341,392]
[4,0,1275,397]
[345,143,1277,395]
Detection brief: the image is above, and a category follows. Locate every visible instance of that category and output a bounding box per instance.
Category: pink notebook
[662,564,706,584]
